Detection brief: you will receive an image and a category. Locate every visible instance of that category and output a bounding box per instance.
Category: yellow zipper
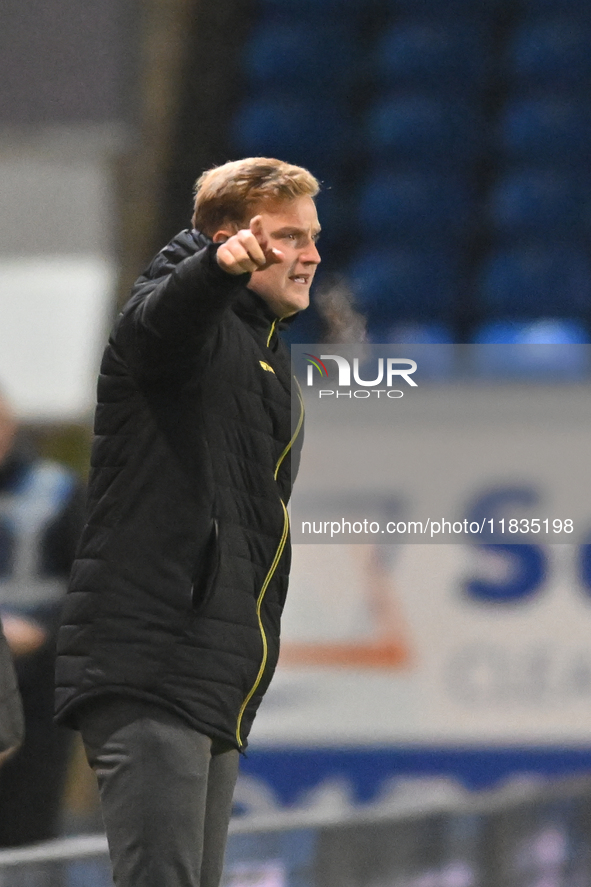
[235,373,305,748]
[235,499,289,747]
[275,383,304,480]
[266,318,279,348]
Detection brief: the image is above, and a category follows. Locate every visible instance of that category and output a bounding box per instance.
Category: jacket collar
[189,229,212,252]
[232,287,280,330]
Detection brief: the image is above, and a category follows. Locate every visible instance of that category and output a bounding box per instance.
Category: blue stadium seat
[366,96,484,166]
[382,322,454,344]
[383,0,499,18]
[500,98,591,165]
[479,246,591,317]
[474,318,589,344]
[373,23,489,93]
[347,247,458,323]
[358,170,473,243]
[365,323,456,377]
[487,170,587,241]
[258,0,362,14]
[231,97,346,173]
[507,19,591,91]
[519,0,591,17]
[471,320,590,378]
[243,21,356,91]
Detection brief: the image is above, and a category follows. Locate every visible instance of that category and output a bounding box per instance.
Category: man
[55,157,321,887]
[0,390,83,845]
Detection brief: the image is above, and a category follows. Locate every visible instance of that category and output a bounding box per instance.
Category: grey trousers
[78,696,240,887]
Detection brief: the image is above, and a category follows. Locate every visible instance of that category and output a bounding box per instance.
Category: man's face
[246,196,321,317]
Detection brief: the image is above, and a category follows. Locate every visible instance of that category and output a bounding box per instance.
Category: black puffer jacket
[55,230,304,750]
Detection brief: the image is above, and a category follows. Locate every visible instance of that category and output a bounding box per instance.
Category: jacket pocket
[190,518,220,613]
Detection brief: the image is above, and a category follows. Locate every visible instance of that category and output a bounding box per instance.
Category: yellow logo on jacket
[259,361,275,374]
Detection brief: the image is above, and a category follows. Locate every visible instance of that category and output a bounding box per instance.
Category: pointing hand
[216,216,284,275]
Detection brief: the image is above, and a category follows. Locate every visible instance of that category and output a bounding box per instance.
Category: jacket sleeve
[113,243,251,377]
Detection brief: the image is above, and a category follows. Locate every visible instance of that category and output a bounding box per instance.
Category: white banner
[252,376,591,748]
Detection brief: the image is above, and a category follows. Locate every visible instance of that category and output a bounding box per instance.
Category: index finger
[248,215,283,266]
[249,215,266,244]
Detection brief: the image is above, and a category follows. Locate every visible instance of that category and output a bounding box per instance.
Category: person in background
[0,615,24,767]
[0,390,84,846]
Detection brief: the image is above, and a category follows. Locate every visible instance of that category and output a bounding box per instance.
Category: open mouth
[290,275,310,285]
